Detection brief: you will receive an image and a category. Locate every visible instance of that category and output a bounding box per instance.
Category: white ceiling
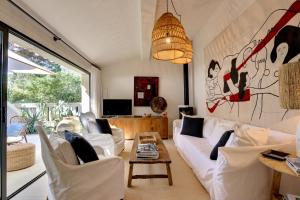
[13,0,224,67]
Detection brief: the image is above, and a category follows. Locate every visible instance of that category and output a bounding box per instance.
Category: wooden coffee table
[128,132,173,187]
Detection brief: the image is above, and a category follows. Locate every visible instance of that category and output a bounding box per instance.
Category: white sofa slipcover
[56,113,125,156]
[173,117,296,200]
[36,123,124,200]
[80,112,125,155]
[56,120,116,156]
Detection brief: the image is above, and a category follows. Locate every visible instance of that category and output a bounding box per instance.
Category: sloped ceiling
[12,0,225,66]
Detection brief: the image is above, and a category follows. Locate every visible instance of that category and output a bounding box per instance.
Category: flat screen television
[103,99,132,116]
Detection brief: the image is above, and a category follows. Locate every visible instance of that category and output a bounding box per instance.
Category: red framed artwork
[134,76,159,106]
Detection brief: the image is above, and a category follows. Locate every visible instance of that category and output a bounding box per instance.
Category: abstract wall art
[134,76,159,106]
[205,0,300,125]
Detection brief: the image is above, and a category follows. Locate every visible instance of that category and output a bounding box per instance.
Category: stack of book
[136,143,159,159]
[283,193,300,200]
[286,157,300,176]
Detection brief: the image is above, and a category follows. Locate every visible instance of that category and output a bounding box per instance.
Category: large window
[2,29,90,199]
[7,34,90,131]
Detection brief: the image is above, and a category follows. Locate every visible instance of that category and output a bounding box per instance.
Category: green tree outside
[8,71,81,104]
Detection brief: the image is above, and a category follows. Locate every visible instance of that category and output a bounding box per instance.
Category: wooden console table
[107,116,168,139]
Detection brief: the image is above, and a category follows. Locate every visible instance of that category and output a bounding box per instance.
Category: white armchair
[79,112,125,155]
[36,124,124,200]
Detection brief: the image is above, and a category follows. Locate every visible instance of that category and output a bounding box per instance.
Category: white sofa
[173,117,296,200]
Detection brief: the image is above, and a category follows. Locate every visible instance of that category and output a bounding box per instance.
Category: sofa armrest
[173,119,182,134]
[83,133,115,156]
[173,119,182,144]
[58,157,124,200]
[211,143,293,200]
[111,127,124,141]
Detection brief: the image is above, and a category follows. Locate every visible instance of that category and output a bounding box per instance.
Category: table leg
[127,163,133,187]
[166,163,173,186]
[271,171,281,200]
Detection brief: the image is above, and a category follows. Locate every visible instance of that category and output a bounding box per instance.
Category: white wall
[101,58,186,136]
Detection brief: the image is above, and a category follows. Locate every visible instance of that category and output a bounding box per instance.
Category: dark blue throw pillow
[64,131,99,163]
[180,116,204,138]
[210,130,234,160]
[95,119,112,134]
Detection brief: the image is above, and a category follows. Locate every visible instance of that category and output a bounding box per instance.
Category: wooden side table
[259,155,300,200]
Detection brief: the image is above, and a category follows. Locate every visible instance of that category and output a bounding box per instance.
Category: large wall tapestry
[205,0,300,126]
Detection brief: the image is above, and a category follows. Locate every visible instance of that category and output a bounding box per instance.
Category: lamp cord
[170,0,182,22]
[167,0,169,12]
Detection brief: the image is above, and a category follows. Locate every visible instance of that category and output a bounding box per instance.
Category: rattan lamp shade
[171,38,193,64]
[152,12,187,60]
[279,62,300,109]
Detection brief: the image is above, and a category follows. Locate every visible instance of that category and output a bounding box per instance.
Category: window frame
[0,21,9,200]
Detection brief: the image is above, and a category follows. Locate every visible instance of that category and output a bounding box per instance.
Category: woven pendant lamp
[278,62,300,157]
[152,12,187,60]
[171,38,193,64]
[279,62,300,109]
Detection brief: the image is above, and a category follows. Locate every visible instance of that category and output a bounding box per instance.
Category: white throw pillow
[203,117,236,139]
[49,135,79,165]
[87,120,100,133]
[202,117,218,139]
[207,122,234,147]
[227,124,269,147]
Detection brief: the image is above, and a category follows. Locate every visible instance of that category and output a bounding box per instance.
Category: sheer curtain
[90,67,102,118]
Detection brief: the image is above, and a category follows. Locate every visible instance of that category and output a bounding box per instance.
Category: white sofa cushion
[268,130,295,145]
[227,124,270,147]
[49,135,79,165]
[175,134,216,191]
[87,120,100,133]
[84,133,115,156]
[202,117,219,139]
[111,128,123,143]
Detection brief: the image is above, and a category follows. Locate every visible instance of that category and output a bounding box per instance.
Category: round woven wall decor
[150,97,167,113]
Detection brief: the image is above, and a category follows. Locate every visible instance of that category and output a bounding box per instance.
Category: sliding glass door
[0,23,9,200]
[0,20,91,199]
[7,32,90,199]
